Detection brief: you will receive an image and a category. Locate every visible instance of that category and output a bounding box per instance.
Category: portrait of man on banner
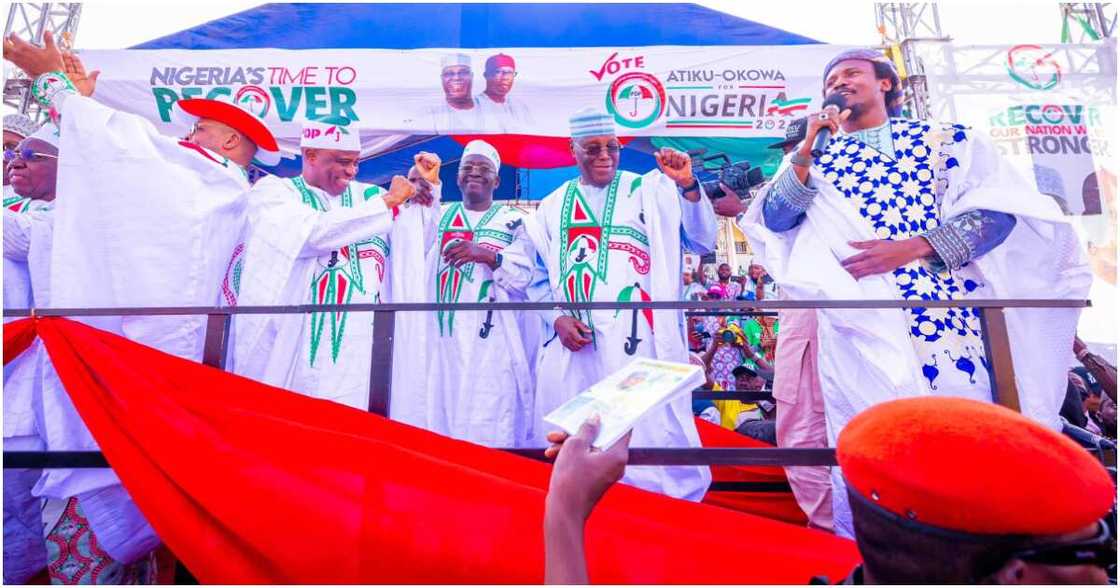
[476,53,533,132]
[430,52,485,133]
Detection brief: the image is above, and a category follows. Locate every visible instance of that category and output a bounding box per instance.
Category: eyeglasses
[441,69,473,80]
[1009,520,1116,571]
[3,147,58,163]
[459,163,496,176]
[488,68,517,78]
[574,142,622,158]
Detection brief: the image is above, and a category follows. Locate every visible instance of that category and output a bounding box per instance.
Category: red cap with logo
[172,98,281,166]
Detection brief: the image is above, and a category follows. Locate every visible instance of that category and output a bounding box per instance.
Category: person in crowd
[420,140,538,447]
[1074,336,1116,403]
[232,116,436,415]
[682,268,706,301]
[544,397,1116,584]
[714,262,742,299]
[498,106,718,500]
[739,48,1091,536]
[475,53,533,132]
[689,352,722,426]
[746,263,778,301]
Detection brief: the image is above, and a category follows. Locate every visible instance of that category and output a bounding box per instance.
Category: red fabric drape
[8,317,859,583]
[696,419,811,525]
[4,317,37,364]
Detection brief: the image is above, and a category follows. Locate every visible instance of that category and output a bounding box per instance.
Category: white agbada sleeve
[935,132,1091,431]
[231,176,398,385]
[32,86,249,564]
[388,188,442,427]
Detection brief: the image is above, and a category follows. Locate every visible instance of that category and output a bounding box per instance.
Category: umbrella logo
[1006,44,1061,91]
[234,85,272,118]
[606,72,666,129]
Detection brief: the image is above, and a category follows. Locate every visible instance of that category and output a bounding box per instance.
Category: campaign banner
[78,45,853,155]
[924,40,1117,349]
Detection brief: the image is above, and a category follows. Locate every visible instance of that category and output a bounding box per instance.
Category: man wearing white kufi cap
[412,139,538,446]
[429,52,486,133]
[2,121,55,585]
[500,107,719,500]
[3,113,41,192]
[232,115,441,412]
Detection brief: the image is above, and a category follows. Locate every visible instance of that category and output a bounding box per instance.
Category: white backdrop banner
[79,45,857,150]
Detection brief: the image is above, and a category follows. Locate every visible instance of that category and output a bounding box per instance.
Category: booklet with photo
[543,358,703,450]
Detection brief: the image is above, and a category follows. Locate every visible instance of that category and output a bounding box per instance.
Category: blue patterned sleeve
[922,209,1017,272]
[762,166,818,232]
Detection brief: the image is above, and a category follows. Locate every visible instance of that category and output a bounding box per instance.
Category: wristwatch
[679,178,700,193]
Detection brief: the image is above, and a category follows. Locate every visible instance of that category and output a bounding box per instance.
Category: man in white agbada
[3,32,284,580]
[503,108,719,500]
[232,116,439,412]
[2,122,55,585]
[739,49,1091,537]
[418,140,537,446]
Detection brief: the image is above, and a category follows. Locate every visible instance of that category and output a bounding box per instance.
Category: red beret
[837,397,1114,536]
[485,53,516,74]
[173,98,281,166]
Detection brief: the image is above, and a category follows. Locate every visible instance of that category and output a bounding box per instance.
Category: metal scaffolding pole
[3,3,82,118]
[875,3,950,120]
[1061,3,1117,42]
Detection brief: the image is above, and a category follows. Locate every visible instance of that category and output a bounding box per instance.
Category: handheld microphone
[810,93,848,158]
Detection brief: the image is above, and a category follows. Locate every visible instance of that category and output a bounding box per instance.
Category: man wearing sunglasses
[3,113,40,192]
[500,107,718,501]
[544,397,1116,584]
[3,31,284,582]
[2,123,56,585]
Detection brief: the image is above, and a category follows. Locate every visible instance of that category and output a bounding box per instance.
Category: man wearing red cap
[543,398,1116,584]
[476,53,533,132]
[3,32,284,582]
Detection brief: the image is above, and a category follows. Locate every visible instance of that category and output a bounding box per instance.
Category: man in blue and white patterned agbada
[740,49,1091,536]
[501,107,719,501]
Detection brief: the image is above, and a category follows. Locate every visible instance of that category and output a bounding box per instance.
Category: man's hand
[407,169,435,207]
[797,106,852,162]
[712,185,747,217]
[414,151,442,185]
[841,237,933,280]
[3,31,65,78]
[554,316,593,351]
[654,147,695,189]
[384,175,416,209]
[544,415,631,522]
[61,50,99,97]
[443,239,497,269]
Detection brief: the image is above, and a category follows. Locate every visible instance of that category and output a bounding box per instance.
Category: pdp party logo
[235,86,271,118]
[605,72,667,129]
[1006,44,1062,91]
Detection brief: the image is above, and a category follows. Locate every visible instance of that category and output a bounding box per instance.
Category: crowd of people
[3,32,1114,585]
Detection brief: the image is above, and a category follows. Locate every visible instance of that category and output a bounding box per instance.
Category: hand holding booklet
[543,358,703,450]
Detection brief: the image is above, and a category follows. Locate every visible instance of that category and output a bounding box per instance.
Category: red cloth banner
[4,317,859,584]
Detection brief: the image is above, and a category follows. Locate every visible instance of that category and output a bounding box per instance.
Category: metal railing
[2,298,1097,473]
